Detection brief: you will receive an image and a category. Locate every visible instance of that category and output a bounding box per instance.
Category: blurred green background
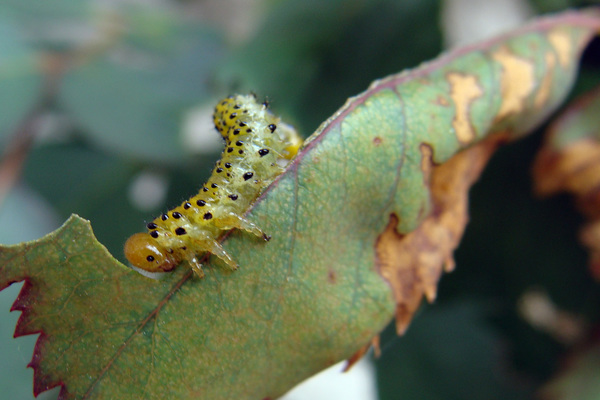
[0,0,599,399]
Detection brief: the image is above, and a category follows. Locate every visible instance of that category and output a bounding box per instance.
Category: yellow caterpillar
[124,94,302,277]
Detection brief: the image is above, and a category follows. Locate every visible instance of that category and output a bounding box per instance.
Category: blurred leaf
[1,9,599,400]
[533,85,600,281]
[59,6,224,162]
[22,141,220,258]
[0,8,43,143]
[377,300,533,400]
[22,142,140,256]
[529,0,599,14]
[218,0,369,95]
[540,343,600,400]
[0,185,60,246]
[1,0,91,51]
[217,0,442,132]
[442,131,591,382]
[2,0,89,20]
[1,2,225,162]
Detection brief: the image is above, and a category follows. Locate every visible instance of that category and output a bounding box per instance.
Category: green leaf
[1,9,599,400]
[0,186,60,400]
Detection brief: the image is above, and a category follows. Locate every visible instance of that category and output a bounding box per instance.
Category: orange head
[124,233,179,273]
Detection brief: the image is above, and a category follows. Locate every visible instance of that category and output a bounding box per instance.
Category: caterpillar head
[124,233,179,273]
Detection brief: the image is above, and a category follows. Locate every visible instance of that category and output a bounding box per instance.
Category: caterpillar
[124,94,302,278]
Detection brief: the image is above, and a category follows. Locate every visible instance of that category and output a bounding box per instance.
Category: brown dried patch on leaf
[447,72,483,144]
[533,139,600,216]
[492,46,536,122]
[534,51,557,109]
[376,134,508,334]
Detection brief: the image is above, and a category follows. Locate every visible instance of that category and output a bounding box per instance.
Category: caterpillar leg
[214,213,271,241]
[193,238,239,271]
[187,256,205,278]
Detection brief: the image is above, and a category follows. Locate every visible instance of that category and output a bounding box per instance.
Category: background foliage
[0,1,599,399]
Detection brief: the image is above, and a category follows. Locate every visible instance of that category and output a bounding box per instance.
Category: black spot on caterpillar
[124,94,302,278]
